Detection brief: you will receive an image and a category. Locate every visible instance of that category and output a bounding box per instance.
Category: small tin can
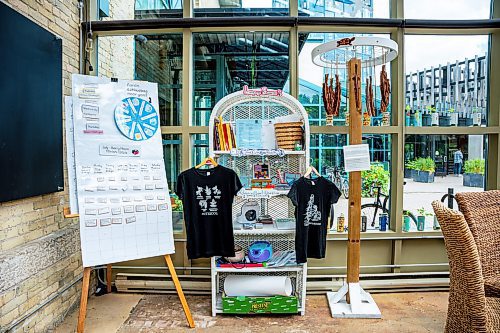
[379,213,388,232]
[337,214,345,233]
[403,215,411,232]
[433,216,440,230]
[361,215,367,232]
[417,216,425,231]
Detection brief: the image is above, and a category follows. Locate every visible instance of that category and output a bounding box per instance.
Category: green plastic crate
[222,294,298,314]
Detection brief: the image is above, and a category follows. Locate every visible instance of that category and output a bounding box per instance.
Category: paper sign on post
[343,144,371,172]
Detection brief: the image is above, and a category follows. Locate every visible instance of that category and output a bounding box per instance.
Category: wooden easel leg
[164,254,195,328]
[106,264,112,293]
[77,267,92,333]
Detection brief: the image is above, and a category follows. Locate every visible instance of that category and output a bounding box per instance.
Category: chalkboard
[0,2,63,202]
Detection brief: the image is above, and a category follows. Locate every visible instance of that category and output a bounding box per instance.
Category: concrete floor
[56,292,448,332]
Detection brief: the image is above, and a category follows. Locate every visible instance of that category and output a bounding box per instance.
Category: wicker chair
[455,190,500,298]
[432,201,500,333]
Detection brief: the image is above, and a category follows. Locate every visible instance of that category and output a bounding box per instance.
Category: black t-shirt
[287,176,341,264]
[176,165,242,259]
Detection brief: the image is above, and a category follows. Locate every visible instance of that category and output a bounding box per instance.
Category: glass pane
[101,0,182,20]
[163,134,183,233]
[98,34,183,126]
[299,32,392,126]
[192,134,210,167]
[405,35,489,128]
[310,134,392,232]
[403,135,486,232]
[299,0,389,18]
[193,32,290,126]
[404,0,491,20]
[194,0,289,17]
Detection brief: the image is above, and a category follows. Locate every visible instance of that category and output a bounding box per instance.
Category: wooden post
[165,254,195,328]
[77,267,92,333]
[106,264,112,293]
[347,58,362,302]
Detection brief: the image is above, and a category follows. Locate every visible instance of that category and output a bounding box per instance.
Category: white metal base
[327,283,381,319]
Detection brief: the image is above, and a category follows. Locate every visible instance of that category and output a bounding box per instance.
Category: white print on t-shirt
[196,185,221,216]
[304,194,322,226]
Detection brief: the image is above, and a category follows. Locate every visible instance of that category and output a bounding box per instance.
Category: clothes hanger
[303,165,321,178]
[195,156,218,169]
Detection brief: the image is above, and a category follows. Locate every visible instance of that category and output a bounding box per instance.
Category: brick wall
[0,0,82,332]
[97,1,135,79]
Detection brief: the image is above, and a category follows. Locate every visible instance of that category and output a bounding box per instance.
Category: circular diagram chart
[114,97,159,141]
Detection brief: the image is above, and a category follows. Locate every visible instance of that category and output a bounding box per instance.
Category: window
[299,32,392,126]
[403,135,486,232]
[404,0,491,20]
[311,134,392,232]
[193,32,290,126]
[99,34,183,126]
[405,35,489,127]
[100,0,183,20]
[163,134,183,233]
[299,0,390,18]
[194,0,289,17]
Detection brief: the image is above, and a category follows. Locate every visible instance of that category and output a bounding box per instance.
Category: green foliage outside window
[464,159,485,175]
[406,157,435,173]
[361,164,390,198]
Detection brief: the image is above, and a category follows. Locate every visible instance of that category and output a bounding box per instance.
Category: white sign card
[71,74,174,267]
[65,96,79,214]
[343,144,371,172]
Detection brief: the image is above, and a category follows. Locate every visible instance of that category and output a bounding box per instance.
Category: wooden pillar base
[327,283,381,318]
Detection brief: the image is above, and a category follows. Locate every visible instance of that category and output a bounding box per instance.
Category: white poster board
[65,96,79,214]
[71,74,174,267]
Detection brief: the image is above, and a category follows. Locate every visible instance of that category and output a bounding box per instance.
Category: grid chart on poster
[77,161,172,266]
[71,74,174,267]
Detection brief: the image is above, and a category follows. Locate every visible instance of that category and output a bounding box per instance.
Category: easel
[63,208,195,332]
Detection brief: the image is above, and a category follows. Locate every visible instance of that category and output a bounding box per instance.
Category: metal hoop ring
[311,36,398,68]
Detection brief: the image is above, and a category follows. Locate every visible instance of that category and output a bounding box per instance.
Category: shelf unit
[208,87,310,316]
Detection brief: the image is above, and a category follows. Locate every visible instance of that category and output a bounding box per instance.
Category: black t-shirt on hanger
[176,165,243,259]
[288,176,341,264]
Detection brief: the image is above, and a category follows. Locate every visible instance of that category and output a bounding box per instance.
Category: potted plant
[403,212,412,232]
[422,106,432,126]
[463,159,485,188]
[405,159,416,179]
[412,108,422,127]
[416,207,432,231]
[439,108,451,127]
[413,157,435,183]
[171,193,184,233]
[448,107,458,126]
[405,105,411,126]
